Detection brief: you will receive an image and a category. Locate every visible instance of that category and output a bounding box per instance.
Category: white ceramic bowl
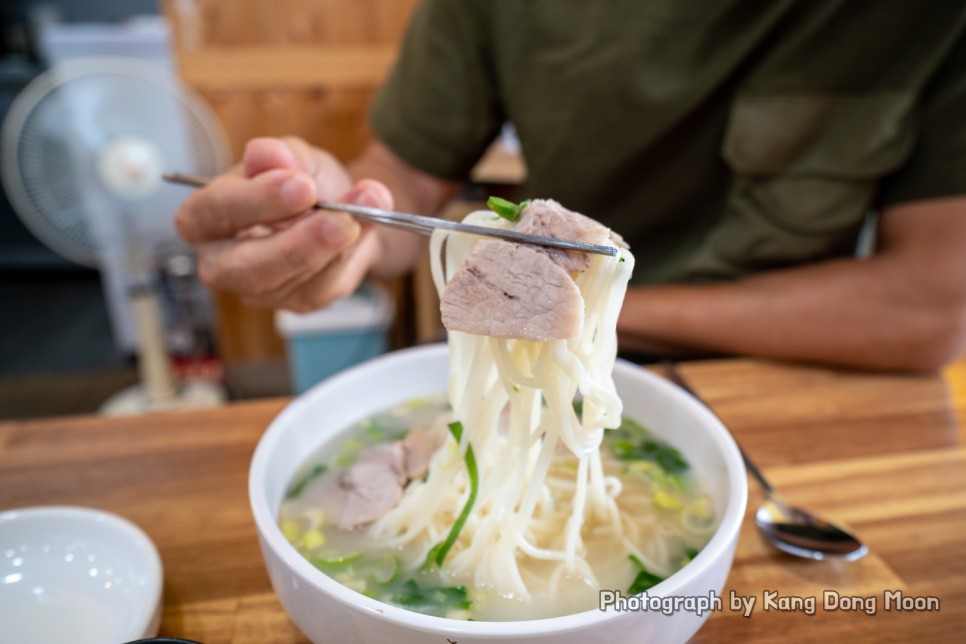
[250,344,747,644]
[0,505,163,644]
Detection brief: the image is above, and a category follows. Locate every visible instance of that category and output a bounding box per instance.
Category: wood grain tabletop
[1,357,964,643]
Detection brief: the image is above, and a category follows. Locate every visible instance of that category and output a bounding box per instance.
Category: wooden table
[2,358,965,643]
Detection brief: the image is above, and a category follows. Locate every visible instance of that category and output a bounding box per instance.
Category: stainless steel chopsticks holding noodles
[163,173,618,257]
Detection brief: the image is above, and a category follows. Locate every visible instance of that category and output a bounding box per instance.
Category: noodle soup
[278,397,716,621]
[266,200,731,627]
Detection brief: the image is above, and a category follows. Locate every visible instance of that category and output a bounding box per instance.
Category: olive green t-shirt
[370,1,966,284]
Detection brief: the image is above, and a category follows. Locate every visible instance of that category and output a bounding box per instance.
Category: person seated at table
[174,1,966,373]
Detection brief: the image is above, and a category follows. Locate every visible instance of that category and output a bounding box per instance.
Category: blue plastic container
[275,284,394,393]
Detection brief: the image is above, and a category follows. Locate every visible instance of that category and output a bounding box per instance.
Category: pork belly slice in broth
[305,429,439,530]
[401,428,436,480]
[440,240,584,341]
[311,460,404,530]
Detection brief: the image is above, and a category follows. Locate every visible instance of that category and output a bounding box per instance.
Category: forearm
[619,255,966,372]
[620,197,966,372]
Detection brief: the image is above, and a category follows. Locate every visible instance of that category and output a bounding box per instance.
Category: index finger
[174,168,317,243]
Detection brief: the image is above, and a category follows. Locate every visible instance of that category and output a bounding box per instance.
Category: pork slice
[516,199,611,273]
[401,428,437,480]
[310,460,404,530]
[305,441,407,530]
[307,432,446,530]
[358,441,407,485]
[440,240,584,341]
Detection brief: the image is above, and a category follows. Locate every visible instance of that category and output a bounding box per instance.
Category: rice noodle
[370,208,635,601]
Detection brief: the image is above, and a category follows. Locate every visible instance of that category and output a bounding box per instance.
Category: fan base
[99,379,227,416]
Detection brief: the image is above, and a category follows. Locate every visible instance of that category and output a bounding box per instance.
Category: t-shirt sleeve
[368,0,504,181]
[878,32,966,207]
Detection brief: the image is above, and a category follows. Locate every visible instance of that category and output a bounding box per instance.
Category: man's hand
[175,137,394,311]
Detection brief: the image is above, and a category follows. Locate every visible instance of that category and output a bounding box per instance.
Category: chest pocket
[695,93,915,277]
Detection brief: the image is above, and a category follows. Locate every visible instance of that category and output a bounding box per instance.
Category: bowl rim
[250,343,747,636]
[0,504,164,639]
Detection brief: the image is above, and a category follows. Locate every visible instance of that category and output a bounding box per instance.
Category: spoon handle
[661,360,774,494]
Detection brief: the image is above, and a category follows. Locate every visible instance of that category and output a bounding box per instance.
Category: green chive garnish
[424,421,479,568]
[487,196,531,222]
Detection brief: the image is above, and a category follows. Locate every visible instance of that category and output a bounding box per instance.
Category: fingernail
[281,175,313,209]
[344,180,391,210]
[353,186,381,207]
[321,216,355,246]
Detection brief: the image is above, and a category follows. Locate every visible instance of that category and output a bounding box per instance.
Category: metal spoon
[662,361,868,561]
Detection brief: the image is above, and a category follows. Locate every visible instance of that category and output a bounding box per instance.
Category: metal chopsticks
[163,173,618,257]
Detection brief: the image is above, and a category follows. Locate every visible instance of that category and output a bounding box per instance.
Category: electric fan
[1,55,230,415]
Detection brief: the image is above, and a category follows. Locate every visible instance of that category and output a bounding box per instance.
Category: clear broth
[279,396,716,621]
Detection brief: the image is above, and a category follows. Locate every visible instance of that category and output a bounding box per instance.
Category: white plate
[0,506,163,644]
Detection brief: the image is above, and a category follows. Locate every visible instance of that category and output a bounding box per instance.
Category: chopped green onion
[302,529,326,550]
[656,446,689,473]
[313,553,361,570]
[280,519,302,543]
[390,579,472,615]
[362,420,384,439]
[486,196,531,222]
[619,417,649,436]
[312,554,401,592]
[611,439,638,458]
[572,398,584,418]
[364,555,400,585]
[607,417,690,474]
[285,463,327,499]
[424,421,479,569]
[628,554,665,595]
[333,453,357,468]
[652,489,683,511]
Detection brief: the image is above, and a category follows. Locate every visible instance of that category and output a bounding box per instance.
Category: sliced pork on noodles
[440,199,622,341]
[440,240,584,341]
[514,198,612,273]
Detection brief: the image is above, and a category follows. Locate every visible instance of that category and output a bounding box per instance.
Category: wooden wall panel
[201,88,375,162]
[167,0,414,47]
[161,0,419,363]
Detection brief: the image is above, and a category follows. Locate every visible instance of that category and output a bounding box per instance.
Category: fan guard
[1,56,229,267]
[0,56,231,415]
